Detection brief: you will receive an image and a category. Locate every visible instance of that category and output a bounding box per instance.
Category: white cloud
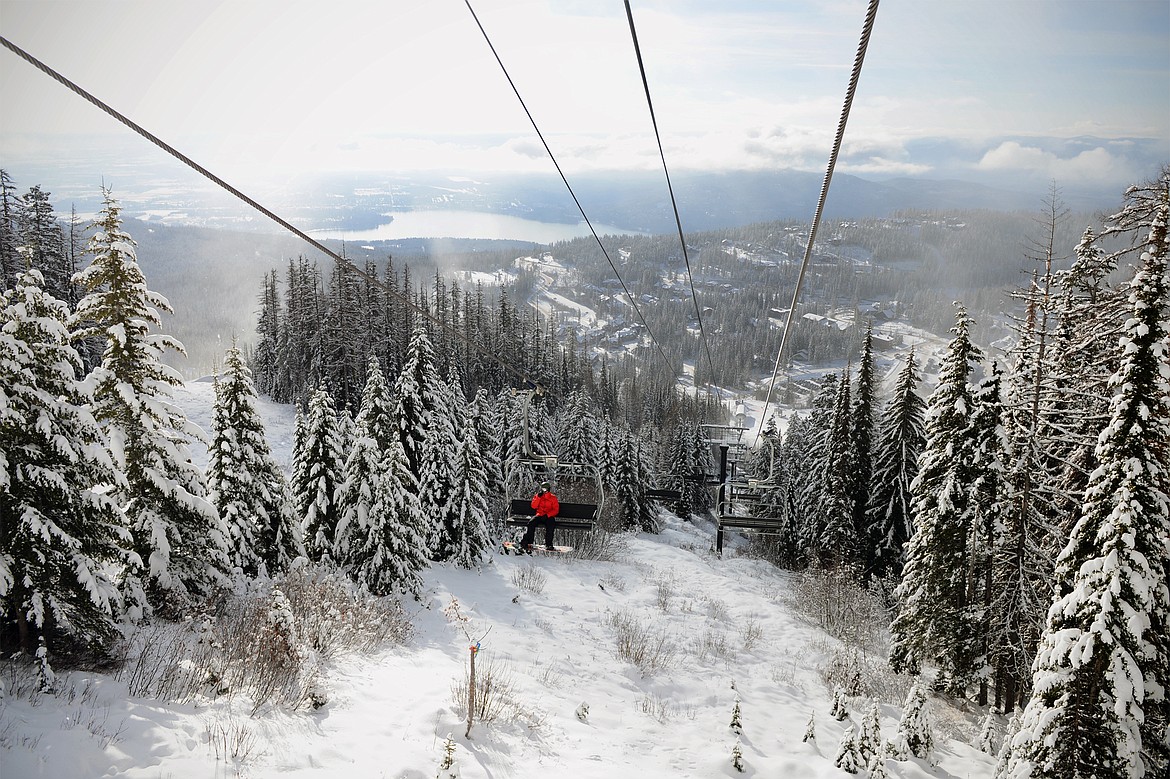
[977,141,1141,185]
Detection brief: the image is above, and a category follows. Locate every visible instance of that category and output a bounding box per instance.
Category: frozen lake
[311,209,636,243]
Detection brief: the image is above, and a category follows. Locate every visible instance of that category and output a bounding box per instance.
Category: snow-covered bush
[788,566,889,649]
[605,609,678,677]
[275,562,413,657]
[818,646,912,706]
[567,529,623,562]
[510,563,547,595]
[114,564,411,712]
[450,654,518,726]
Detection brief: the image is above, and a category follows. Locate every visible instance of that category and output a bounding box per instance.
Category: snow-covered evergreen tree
[208,344,300,576]
[977,711,998,754]
[830,685,850,721]
[0,169,22,290]
[0,268,127,661]
[817,368,857,568]
[74,189,229,616]
[1003,178,1169,779]
[351,436,428,597]
[859,699,883,765]
[967,362,1007,706]
[336,406,358,459]
[436,733,460,779]
[468,387,504,509]
[615,430,654,532]
[334,434,381,567]
[796,374,839,558]
[889,304,985,690]
[436,366,491,567]
[558,389,597,465]
[894,679,934,760]
[802,710,816,742]
[849,325,877,570]
[834,725,864,773]
[395,323,440,480]
[418,369,459,560]
[865,349,925,580]
[355,355,396,455]
[296,385,345,563]
[17,185,70,305]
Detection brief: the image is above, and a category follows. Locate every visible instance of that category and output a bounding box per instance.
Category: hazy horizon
[2,0,1167,211]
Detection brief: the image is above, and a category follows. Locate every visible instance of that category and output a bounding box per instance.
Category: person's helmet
[540,481,551,491]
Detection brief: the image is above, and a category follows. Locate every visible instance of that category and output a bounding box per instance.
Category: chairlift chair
[502,387,604,533]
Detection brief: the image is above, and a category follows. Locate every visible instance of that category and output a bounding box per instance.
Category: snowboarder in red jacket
[521,481,560,551]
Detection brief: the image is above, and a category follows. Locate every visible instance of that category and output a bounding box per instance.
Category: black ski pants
[520,515,556,548]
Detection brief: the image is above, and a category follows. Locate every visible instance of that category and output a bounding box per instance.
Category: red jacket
[531,490,560,518]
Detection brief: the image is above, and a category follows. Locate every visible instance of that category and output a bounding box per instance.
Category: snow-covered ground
[1,383,997,779]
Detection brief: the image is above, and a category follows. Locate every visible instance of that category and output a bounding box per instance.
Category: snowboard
[500,540,573,555]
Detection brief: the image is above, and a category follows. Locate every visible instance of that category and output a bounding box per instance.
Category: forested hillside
[1,166,1168,779]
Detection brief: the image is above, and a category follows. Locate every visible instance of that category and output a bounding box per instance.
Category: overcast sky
[1,0,1167,191]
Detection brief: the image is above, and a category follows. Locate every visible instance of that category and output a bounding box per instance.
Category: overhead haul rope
[623,0,717,392]
[462,0,678,378]
[0,34,554,398]
[756,0,881,438]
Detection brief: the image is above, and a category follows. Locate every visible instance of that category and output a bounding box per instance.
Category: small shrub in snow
[598,573,626,592]
[436,734,459,778]
[740,614,764,651]
[636,692,696,723]
[830,686,850,721]
[730,695,742,733]
[450,655,517,727]
[976,710,996,753]
[731,736,745,772]
[834,725,864,773]
[205,716,257,762]
[575,702,589,723]
[867,753,890,779]
[701,595,729,621]
[802,711,816,742]
[113,564,410,712]
[653,577,674,612]
[605,609,677,677]
[893,679,933,759]
[696,628,734,663]
[567,529,622,561]
[509,563,547,595]
[859,699,882,765]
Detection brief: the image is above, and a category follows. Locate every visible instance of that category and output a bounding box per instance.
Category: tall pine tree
[1002,177,1169,779]
[74,189,229,617]
[889,304,985,693]
[865,349,925,580]
[208,344,300,576]
[295,385,345,563]
[1,268,127,662]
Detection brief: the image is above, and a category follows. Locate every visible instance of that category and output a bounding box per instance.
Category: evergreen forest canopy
[1,165,1168,779]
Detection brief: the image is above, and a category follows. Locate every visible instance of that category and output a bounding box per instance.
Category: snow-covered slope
[0,383,997,779]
